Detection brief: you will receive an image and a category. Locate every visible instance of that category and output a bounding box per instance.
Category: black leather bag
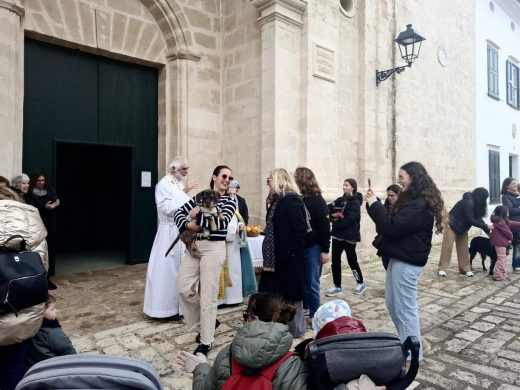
[306,332,420,390]
[0,235,48,315]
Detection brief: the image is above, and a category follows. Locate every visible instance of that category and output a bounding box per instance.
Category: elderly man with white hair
[143,156,198,320]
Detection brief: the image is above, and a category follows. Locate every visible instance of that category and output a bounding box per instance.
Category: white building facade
[476,0,520,204]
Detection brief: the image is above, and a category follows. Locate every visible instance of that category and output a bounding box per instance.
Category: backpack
[222,350,296,390]
[0,235,48,316]
[305,332,420,390]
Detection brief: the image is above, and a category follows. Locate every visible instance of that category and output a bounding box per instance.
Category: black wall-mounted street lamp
[376,24,425,86]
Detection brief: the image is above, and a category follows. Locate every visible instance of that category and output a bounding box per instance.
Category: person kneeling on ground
[176,292,307,389]
[25,294,76,370]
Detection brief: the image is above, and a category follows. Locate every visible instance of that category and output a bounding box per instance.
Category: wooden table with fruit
[246,225,264,269]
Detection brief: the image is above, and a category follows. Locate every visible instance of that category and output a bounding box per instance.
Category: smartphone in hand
[368,178,372,187]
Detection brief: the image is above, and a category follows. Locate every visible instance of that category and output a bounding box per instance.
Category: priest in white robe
[143,157,198,319]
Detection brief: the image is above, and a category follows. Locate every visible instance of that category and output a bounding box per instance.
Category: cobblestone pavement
[52,244,520,389]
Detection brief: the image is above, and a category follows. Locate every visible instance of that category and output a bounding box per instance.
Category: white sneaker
[514,267,520,271]
[465,271,474,277]
[326,286,342,297]
[303,308,310,316]
[437,270,446,277]
[354,283,367,295]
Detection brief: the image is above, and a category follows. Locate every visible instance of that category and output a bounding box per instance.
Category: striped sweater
[174,194,236,241]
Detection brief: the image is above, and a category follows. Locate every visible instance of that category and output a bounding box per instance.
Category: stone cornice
[0,0,24,17]
[251,0,307,28]
[495,0,520,25]
[166,50,201,62]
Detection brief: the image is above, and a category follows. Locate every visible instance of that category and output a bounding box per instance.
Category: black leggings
[331,239,363,287]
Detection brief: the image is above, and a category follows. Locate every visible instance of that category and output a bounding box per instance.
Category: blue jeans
[0,340,29,390]
[303,245,322,317]
[512,241,520,269]
[386,258,424,360]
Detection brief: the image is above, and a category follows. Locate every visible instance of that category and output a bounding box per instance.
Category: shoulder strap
[1,235,27,252]
[261,351,296,381]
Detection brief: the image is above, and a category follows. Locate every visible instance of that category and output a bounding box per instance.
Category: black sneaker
[47,279,57,290]
[195,319,220,344]
[193,342,212,356]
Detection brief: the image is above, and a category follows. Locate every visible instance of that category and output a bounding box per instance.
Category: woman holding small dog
[500,178,520,271]
[174,165,237,356]
[366,161,445,361]
[437,187,491,277]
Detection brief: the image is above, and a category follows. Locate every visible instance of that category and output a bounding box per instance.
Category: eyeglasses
[242,310,254,322]
[179,166,189,170]
[220,174,232,180]
[266,177,272,185]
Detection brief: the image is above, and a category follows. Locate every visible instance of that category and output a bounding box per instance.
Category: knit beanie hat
[312,299,352,337]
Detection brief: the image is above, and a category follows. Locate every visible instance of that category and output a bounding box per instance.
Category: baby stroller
[305,332,420,390]
[15,354,163,390]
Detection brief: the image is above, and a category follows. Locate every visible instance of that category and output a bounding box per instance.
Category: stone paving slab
[51,244,520,389]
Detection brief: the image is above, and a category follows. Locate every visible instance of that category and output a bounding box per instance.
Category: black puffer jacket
[329,192,363,242]
[449,192,489,236]
[367,196,434,267]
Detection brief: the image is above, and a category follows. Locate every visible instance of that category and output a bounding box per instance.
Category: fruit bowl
[246,225,263,237]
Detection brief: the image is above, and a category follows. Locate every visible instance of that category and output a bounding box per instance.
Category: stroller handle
[386,336,420,390]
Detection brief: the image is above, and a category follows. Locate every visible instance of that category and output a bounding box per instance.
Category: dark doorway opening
[55,142,132,274]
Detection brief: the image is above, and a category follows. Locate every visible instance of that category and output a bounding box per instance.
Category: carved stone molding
[251,0,307,28]
[0,0,24,17]
[166,50,201,62]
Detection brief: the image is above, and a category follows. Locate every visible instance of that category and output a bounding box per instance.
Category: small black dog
[180,190,222,258]
[469,236,497,275]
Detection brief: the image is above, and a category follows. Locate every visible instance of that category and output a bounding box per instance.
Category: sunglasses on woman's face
[266,178,272,185]
[220,174,232,180]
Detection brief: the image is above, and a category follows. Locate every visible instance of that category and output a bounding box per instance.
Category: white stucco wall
[476,0,520,204]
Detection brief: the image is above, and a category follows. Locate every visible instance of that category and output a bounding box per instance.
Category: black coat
[258,194,307,302]
[329,193,363,242]
[449,192,489,236]
[501,191,520,233]
[367,196,434,267]
[303,194,331,253]
[236,194,249,225]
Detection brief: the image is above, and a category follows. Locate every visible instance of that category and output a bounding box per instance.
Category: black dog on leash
[469,236,497,275]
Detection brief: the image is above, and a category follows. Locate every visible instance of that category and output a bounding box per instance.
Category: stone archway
[0,0,198,177]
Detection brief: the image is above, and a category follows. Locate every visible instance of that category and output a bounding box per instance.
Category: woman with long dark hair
[500,177,520,271]
[293,167,330,319]
[26,170,60,289]
[174,165,236,356]
[437,187,491,277]
[326,178,366,296]
[366,162,445,361]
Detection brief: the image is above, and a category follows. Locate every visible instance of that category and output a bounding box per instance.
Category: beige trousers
[438,225,471,273]
[177,240,226,345]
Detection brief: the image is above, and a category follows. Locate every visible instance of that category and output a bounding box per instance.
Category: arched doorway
[23,38,158,274]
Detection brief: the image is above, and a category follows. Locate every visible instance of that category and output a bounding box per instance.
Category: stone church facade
[1,0,475,257]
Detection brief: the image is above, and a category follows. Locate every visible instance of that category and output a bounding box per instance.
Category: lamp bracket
[376,64,411,86]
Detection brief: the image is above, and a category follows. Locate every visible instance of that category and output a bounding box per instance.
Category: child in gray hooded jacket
[25,294,76,369]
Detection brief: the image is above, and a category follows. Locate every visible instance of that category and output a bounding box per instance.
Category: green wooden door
[23,39,158,264]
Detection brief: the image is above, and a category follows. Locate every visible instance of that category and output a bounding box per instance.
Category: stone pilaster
[251,0,307,181]
[164,50,201,172]
[0,0,24,177]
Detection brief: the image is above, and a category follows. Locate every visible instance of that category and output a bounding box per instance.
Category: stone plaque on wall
[313,43,335,82]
